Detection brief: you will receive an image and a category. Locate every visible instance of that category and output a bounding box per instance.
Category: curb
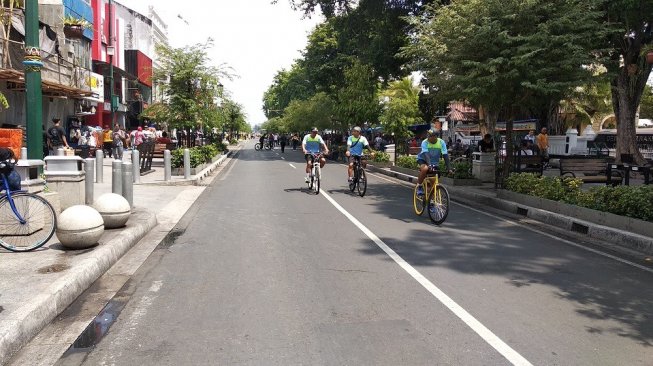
[0,209,157,365]
[137,148,237,187]
[367,165,653,256]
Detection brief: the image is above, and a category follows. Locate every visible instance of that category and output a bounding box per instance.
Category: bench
[559,157,622,185]
[152,143,177,159]
[513,154,543,175]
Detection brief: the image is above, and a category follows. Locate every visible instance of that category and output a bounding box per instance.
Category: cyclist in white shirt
[302,127,330,183]
[346,126,373,183]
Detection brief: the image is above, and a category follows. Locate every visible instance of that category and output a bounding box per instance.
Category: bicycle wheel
[313,166,320,194]
[0,193,56,252]
[413,182,426,216]
[357,168,367,197]
[349,165,357,192]
[255,143,262,151]
[427,184,450,225]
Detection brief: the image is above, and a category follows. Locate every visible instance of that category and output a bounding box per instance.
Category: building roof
[447,102,478,122]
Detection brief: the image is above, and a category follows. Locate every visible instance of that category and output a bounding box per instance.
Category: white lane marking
[289,163,296,169]
[458,202,653,275]
[319,190,533,366]
[281,157,286,160]
[367,170,653,274]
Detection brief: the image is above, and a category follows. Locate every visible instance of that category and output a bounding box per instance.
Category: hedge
[505,173,653,222]
[171,142,227,168]
[396,155,474,179]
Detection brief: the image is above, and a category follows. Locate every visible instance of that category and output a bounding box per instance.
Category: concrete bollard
[112,160,123,195]
[122,161,133,208]
[132,149,140,183]
[122,150,132,164]
[84,158,94,204]
[20,147,27,160]
[164,150,171,181]
[95,149,104,183]
[183,148,191,179]
[56,148,64,156]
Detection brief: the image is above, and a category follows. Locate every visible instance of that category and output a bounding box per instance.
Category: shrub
[213,141,228,153]
[171,145,222,168]
[505,173,653,222]
[396,155,418,170]
[229,138,238,145]
[372,151,390,163]
[450,160,474,179]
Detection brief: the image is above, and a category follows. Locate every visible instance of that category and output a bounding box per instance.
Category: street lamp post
[24,0,43,160]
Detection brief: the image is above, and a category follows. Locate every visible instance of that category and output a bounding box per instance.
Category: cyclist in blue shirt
[346,126,374,183]
[416,129,451,196]
[302,127,330,183]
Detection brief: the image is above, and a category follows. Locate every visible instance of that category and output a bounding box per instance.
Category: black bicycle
[348,155,368,197]
[255,141,272,150]
[0,160,56,252]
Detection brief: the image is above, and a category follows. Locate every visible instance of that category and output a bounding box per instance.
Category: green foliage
[640,85,653,119]
[334,60,379,129]
[396,155,419,170]
[379,77,422,140]
[450,161,474,179]
[213,141,228,153]
[62,15,92,29]
[262,64,314,119]
[282,92,335,132]
[505,173,653,222]
[371,151,390,163]
[152,40,233,130]
[171,145,222,169]
[405,0,609,128]
[229,139,238,145]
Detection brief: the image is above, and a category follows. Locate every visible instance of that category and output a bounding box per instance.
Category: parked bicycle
[413,166,450,225]
[348,155,368,197]
[255,141,272,151]
[0,159,56,252]
[306,153,323,195]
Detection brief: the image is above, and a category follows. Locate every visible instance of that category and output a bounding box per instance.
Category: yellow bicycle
[413,166,450,225]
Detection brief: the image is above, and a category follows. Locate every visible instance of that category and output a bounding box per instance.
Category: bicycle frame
[1,173,27,224]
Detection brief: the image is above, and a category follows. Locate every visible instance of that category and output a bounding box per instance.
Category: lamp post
[108,0,115,129]
[24,0,43,160]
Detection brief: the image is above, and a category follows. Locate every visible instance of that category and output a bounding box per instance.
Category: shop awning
[92,61,138,81]
[0,68,93,98]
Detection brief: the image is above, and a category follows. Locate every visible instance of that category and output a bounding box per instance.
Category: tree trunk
[547,100,563,136]
[611,62,652,165]
[480,108,497,137]
[502,118,514,184]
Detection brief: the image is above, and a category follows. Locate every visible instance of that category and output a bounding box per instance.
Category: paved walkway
[0,143,242,365]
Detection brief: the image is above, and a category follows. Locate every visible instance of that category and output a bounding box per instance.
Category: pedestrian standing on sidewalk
[280,134,288,153]
[46,118,69,156]
[536,127,550,168]
[112,125,125,160]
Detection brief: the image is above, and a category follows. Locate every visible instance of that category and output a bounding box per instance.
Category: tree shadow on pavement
[356,178,653,347]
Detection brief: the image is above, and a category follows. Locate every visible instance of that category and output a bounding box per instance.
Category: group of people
[475,128,550,162]
[258,133,302,153]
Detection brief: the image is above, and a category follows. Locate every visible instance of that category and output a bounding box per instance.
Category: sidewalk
[367,164,653,257]
[0,143,241,365]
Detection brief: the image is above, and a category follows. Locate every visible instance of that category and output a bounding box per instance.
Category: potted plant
[62,15,91,39]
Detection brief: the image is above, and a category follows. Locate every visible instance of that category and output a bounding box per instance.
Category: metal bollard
[96,149,104,183]
[84,158,95,204]
[20,147,27,160]
[123,150,132,164]
[183,148,191,179]
[112,160,123,195]
[122,161,133,208]
[56,148,64,156]
[132,149,140,183]
[164,149,171,181]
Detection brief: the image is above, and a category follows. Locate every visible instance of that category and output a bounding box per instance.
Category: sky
[127,1,323,127]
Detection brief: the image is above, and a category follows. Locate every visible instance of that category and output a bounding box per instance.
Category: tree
[334,60,379,130]
[379,77,422,140]
[150,40,231,131]
[405,0,609,180]
[601,1,653,163]
[221,100,248,137]
[262,63,314,119]
[282,92,335,132]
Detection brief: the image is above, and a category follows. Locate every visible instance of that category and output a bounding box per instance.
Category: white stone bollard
[93,193,131,228]
[57,205,104,249]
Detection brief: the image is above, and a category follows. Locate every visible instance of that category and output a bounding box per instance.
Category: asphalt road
[59,141,653,366]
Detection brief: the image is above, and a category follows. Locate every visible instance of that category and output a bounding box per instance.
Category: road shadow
[355,176,653,347]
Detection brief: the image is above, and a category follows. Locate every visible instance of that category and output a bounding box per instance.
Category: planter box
[390,166,418,177]
[498,190,653,238]
[440,176,482,186]
[371,161,392,168]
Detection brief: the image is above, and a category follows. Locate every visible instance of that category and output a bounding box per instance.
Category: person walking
[46,118,69,156]
[102,125,113,158]
[280,134,288,153]
[536,127,550,168]
[112,124,125,160]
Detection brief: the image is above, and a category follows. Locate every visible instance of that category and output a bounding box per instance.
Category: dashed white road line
[289,163,296,169]
[319,189,533,366]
